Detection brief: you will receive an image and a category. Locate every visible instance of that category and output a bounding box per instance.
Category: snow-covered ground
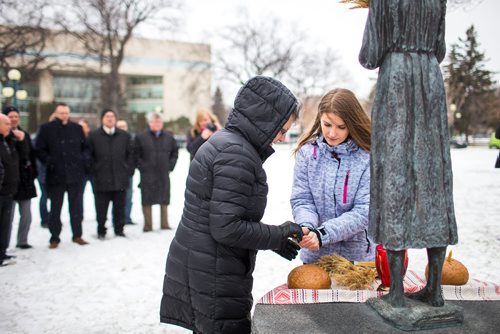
[1,145,499,333]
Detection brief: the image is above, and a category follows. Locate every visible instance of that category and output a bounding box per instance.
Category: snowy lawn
[1,145,499,333]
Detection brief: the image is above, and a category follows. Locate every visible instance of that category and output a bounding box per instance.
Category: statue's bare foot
[381,293,406,308]
[406,287,444,307]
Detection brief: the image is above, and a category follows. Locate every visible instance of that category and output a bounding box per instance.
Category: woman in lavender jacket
[291,88,374,263]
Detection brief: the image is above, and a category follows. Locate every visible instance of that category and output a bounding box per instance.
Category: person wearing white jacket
[291,88,374,263]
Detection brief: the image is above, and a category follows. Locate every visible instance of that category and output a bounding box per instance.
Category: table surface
[252,301,500,334]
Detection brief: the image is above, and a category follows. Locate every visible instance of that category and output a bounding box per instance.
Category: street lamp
[449,103,456,113]
[1,68,28,108]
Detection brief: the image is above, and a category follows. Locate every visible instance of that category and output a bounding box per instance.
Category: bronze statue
[359,0,461,329]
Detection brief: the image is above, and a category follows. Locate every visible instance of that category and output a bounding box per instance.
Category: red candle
[375,244,409,287]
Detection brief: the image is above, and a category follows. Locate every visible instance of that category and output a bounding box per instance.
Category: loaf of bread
[287,264,332,289]
[425,250,469,285]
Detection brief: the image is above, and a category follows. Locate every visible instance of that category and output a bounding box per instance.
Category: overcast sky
[173,0,499,101]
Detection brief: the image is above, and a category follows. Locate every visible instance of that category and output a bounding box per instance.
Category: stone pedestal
[252,301,499,333]
[366,297,463,331]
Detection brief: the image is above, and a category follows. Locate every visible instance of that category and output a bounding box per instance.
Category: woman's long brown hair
[294,88,371,155]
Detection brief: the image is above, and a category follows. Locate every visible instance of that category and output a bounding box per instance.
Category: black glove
[273,239,301,261]
[279,221,304,242]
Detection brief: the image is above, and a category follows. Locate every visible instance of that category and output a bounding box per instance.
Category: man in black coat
[160,76,308,333]
[36,103,90,248]
[0,113,27,266]
[3,106,37,249]
[134,112,178,231]
[87,109,134,239]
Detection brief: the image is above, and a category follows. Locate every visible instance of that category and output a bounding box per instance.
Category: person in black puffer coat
[160,76,307,334]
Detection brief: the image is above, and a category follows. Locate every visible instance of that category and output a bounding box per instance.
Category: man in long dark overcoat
[134,112,178,231]
[88,109,134,239]
[36,103,90,248]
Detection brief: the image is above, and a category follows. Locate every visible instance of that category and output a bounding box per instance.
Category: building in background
[4,31,211,131]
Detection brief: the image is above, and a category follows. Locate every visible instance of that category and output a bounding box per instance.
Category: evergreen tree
[211,87,228,125]
[445,25,496,139]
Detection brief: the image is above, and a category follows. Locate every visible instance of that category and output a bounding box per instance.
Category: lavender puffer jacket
[291,136,374,263]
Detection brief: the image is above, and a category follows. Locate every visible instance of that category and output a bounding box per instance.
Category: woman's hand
[201,128,214,140]
[299,232,320,251]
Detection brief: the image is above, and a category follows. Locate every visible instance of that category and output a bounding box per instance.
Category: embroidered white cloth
[257,270,500,304]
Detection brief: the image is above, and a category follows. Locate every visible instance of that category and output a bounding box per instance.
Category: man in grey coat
[134,112,178,231]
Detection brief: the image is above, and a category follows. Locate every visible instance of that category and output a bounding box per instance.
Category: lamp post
[1,68,28,109]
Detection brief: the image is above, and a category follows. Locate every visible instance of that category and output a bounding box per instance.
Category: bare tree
[54,0,181,116]
[216,15,299,85]
[214,12,347,100]
[0,0,51,82]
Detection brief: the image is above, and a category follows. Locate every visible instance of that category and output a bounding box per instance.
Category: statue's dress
[359,0,458,250]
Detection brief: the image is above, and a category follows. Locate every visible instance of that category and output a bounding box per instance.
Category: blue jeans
[38,179,49,226]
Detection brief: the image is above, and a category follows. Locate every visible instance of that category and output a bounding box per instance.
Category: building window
[53,75,101,114]
[126,75,163,114]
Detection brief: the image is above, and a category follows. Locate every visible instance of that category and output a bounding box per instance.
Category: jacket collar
[314,135,358,156]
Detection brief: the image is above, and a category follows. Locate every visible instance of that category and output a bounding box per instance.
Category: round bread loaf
[287,264,332,289]
[425,251,469,286]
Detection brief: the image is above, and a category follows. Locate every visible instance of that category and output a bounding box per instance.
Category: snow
[1,145,499,333]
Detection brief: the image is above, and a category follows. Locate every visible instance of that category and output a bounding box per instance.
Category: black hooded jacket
[160,76,298,333]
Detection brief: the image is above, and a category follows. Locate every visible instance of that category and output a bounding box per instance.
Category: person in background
[291,89,373,264]
[3,106,37,249]
[35,112,56,229]
[135,113,178,231]
[186,109,222,161]
[36,103,90,249]
[160,76,307,334]
[88,110,134,239]
[495,124,500,168]
[0,160,3,188]
[115,119,135,225]
[78,119,91,137]
[0,113,27,266]
[78,119,93,197]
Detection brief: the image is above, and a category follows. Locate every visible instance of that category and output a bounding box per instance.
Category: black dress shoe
[125,221,136,225]
[97,234,106,240]
[16,244,33,249]
[2,254,16,260]
[115,232,126,237]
